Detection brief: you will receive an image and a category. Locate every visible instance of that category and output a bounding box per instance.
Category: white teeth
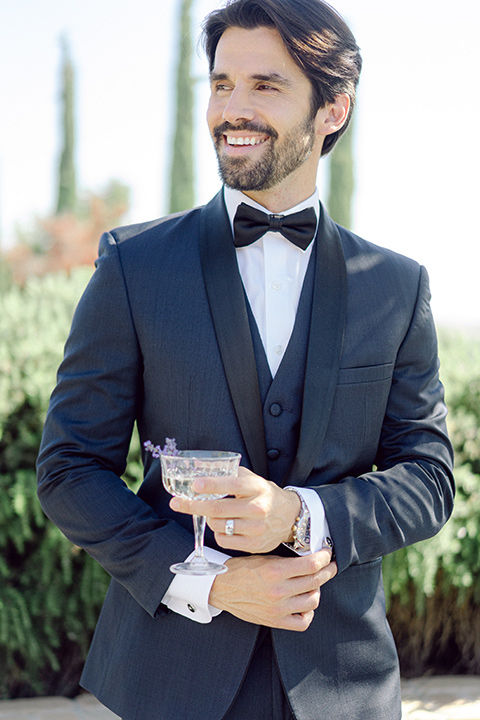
[226,135,265,146]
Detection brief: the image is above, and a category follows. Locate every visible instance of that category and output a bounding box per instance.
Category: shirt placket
[263,234,295,377]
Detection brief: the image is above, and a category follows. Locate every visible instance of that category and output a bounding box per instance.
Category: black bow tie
[233,203,317,251]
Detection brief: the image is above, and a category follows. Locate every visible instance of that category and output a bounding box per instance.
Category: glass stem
[191,514,208,566]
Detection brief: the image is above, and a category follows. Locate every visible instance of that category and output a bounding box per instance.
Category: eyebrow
[210,71,293,89]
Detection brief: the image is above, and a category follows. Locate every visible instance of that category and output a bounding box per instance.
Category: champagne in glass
[160,450,241,575]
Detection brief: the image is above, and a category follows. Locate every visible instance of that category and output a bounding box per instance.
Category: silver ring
[225,519,235,536]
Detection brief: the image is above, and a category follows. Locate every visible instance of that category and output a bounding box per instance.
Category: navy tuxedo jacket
[37,191,454,720]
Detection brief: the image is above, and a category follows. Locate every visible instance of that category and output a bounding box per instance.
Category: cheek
[206,105,213,134]
[206,97,222,133]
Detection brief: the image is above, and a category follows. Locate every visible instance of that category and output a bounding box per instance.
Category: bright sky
[0,0,479,326]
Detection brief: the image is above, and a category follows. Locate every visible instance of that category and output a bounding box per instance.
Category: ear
[315,93,350,137]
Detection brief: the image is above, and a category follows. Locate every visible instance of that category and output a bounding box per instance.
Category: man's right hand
[208,549,337,631]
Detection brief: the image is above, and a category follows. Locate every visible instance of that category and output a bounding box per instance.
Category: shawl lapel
[199,192,268,477]
[282,206,347,487]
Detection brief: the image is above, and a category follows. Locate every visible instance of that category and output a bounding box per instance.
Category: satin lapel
[199,192,268,477]
[283,206,347,487]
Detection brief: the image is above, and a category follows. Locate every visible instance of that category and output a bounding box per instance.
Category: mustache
[213,121,278,141]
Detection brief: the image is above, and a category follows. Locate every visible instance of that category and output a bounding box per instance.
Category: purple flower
[144,437,178,458]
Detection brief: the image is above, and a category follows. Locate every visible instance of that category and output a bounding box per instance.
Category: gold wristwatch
[283,487,311,552]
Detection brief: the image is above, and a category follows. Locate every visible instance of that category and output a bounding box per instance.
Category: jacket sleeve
[315,265,455,572]
[37,233,194,618]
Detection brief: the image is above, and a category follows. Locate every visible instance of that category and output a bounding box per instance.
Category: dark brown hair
[202,0,362,155]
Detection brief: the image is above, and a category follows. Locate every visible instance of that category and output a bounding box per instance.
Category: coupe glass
[160,450,241,575]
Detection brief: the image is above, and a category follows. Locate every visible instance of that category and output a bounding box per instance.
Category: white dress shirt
[162,187,331,623]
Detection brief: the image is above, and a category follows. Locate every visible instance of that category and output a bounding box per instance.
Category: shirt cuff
[161,546,231,624]
[286,486,331,555]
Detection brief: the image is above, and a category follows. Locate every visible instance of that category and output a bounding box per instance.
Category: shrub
[0,268,112,697]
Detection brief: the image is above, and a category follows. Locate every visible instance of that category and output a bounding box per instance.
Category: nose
[222,86,255,124]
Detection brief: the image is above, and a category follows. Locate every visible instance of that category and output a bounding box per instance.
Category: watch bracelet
[283,487,311,552]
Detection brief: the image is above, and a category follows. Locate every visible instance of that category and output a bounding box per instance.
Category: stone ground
[401,677,480,719]
[0,677,479,719]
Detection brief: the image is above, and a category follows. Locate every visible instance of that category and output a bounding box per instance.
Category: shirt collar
[223,186,320,236]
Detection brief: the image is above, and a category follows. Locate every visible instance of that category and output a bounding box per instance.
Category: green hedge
[0,269,110,697]
[0,269,479,697]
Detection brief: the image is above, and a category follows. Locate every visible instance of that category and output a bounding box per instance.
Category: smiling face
[207,26,325,209]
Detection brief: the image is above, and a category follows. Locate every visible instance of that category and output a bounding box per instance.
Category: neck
[241,183,316,213]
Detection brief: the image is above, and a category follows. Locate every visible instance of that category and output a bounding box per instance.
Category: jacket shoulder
[106,206,203,247]
[335,223,421,277]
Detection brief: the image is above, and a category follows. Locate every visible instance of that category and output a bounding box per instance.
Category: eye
[256,84,279,93]
[213,83,232,95]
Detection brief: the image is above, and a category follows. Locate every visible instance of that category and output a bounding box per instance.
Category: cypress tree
[56,37,77,216]
[327,119,355,229]
[168,0,195,214]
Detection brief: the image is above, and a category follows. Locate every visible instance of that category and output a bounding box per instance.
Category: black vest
[246,248,316,485]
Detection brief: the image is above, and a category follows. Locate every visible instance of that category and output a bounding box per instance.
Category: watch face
[285,488,311,551]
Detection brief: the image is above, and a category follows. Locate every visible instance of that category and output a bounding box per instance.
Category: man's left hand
[169,466,301,553]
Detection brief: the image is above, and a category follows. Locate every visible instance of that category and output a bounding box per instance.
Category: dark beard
[213,117,316,192]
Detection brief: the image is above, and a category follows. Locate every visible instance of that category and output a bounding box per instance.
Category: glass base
[170,560,228,576]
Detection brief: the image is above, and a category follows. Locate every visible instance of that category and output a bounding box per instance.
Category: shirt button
[274,345,283,355]
[271,281,281,291]
[267,449,280,461]
[269,403,283,417]
[187,604,196,613]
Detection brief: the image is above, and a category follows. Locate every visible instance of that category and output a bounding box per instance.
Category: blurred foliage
[0,269,479,696]
[0,23,131,699]
[327,118,355,230]
[0,268,141,698]
[168,0,195,214]
[3,179,130,285]
[56,36,77,216]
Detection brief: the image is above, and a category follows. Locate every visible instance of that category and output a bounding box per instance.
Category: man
[37,0,454,718]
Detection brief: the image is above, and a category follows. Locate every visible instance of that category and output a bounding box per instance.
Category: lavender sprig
[143,437,178,458]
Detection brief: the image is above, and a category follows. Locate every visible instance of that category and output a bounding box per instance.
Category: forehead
[212,25,309,86]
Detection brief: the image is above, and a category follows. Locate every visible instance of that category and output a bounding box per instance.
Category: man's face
[207,26,322,200]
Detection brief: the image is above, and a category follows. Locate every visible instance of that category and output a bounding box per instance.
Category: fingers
[262,556,337,631]
[209,554,330,632]
[288,611,316,632]
[168,466,260,516]
[169,495,250,522]
[282,550,333,578]
[196,466,258,497]
[278,552,337,593]
[170,469,300,554]
[253,552,333,597]
[167,469,302,549]
[318,560,338,588]
[269,593,320,632]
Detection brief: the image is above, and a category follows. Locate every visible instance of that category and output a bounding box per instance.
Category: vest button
[269,403,283,417]
[267,449,280,461]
